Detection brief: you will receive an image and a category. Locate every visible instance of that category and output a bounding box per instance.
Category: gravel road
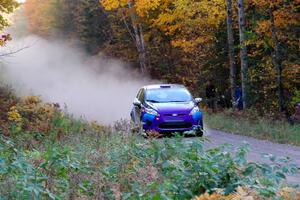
[201,129,300,184]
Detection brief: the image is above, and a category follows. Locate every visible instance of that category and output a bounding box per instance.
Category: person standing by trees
[205,80,216,111]
[288,103,300,125]
[234,86,243,110]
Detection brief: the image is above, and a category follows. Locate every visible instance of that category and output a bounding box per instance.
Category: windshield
[145,88,192,103]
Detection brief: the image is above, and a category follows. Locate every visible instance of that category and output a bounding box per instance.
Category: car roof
[143,84,186,90]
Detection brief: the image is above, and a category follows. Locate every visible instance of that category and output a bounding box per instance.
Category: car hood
[147,101,194,114]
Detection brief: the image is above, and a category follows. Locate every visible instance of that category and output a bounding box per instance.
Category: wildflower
[91,121,103,132]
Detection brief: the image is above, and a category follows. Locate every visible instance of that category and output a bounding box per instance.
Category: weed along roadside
[0,90,299,199]
[205,110,300,146]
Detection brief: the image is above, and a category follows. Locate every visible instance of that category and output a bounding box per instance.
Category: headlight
[189,106,199,115]
[144,107,159,116]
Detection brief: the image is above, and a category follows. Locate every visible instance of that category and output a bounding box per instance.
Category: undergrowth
[0,86,299,199]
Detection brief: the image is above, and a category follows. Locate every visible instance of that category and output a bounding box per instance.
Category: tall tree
[225,0,236,106]
[100,0,148,73]
[127,1,147,73]
[77,0,111,54]
[250,0,299,112]
[237,0,248,109]
[269,7,284,112]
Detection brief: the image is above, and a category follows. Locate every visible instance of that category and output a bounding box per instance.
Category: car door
[135,88,145,124]
[132,88,145,124]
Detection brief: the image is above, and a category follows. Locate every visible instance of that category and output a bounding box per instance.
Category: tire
[196,130,203,137]
[138,122,147,138]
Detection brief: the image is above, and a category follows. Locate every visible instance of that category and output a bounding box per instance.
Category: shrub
[1,128,299,199]
[100,136,299,199]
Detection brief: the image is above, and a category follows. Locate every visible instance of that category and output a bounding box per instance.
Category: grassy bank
[205,110,300,146]
[1,126,299,199]
[0,87,299,199]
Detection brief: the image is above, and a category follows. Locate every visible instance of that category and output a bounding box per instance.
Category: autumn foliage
[19,0,300,115]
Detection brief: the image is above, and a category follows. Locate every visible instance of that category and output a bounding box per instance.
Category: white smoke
[0,35,151,124]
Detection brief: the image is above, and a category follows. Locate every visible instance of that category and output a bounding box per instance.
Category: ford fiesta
[130,84,203,136]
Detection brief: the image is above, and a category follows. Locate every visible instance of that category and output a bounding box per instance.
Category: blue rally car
[130,84,203,136]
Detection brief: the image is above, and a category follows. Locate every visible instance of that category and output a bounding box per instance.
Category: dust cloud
[0,35,151,124]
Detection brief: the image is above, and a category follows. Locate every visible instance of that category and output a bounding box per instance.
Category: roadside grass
[0,89,299,199]
[1,127,299,199]
[205,110,300,146]
[1,113,300,199]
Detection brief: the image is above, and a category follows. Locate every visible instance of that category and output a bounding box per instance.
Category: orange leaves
[251,0,299,33]
[171,36,214,52]
[99,0,226,51]
[255,20,270,34]
[149,0,226,50]
[24,0,60,36]
[274,9,299,29]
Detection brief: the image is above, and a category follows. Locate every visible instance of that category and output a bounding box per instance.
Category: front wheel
[195,130,203,137]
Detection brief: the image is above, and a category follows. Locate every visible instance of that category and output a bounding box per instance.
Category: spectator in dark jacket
[289,103,300,125]
[206,80,216,111]
[235,86,243,110]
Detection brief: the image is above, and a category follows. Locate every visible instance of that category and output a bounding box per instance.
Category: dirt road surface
[201,129,300,184]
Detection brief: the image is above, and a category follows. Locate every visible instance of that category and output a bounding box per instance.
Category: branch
[121,11,137,45]
[0,45,30,57]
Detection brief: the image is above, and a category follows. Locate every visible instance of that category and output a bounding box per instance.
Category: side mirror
[194,97,202,104]
[133,98,142,108]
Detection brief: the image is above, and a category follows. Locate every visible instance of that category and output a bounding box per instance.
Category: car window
[137,89,145,103]
[140,89,145,103]
[145,88,192,103]
[136,89,142,98]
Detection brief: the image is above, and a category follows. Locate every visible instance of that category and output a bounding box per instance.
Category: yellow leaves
[171,35,214,52]
[6,96,59,133]
[279,187,300,200]
[8,106,23,132]
[232,186,258,200]
[126,158,140,170]
[151,0,226,51]
[23,96,42,105]
[90,120,105,133]
[99,0,226,52]
[0,0,19,31]
[100,0,128,10]
[135,0,161,17]
[8,106,22,123]
[192,192,235,200]
[255,20,270,34]
[192,187,300,200]
[192,186,259,200]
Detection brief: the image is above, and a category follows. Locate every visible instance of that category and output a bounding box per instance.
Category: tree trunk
[237,0,248,109]
[269,8,284,112]
[128,2,147,74]
[226,0,236,106]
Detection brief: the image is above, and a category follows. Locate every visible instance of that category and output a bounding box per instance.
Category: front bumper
[141,111,203,133]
